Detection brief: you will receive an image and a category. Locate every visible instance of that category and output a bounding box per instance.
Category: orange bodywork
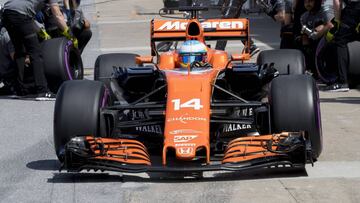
[158,49,229,70]
[162,69,220,164]
[223,133,292,164]
[153,18,253,165]
[83,132,295,166]
[151,18,251,56]
[152,19,249,40]
[85,136,151,165]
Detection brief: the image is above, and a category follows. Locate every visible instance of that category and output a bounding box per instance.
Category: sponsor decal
[167,114,207,124]
[177,147,194,155]
[158,21,244,31]
[223,124,252,132]
[174,135,197,143]
[131,110,146,120]
[175,143,196,147]
[169,129,202,135]
[135,125,162,134]
[236,108,254,117]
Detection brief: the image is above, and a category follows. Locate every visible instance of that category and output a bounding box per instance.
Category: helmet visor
[180,53,205,66]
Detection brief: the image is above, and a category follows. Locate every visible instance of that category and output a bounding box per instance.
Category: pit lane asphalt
[1,0,360,202]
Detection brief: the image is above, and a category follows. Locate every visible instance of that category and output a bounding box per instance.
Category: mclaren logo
[157,21,244,31]
[174,135,197,143]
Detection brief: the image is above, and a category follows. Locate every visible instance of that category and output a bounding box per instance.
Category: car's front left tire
[53,80,109,161]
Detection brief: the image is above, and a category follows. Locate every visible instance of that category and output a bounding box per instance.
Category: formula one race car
[54,6,322,174]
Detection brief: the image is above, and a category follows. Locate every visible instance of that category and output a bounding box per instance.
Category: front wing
[61,132,313,173]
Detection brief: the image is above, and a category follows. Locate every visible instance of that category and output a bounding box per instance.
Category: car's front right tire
[270,75,322,159]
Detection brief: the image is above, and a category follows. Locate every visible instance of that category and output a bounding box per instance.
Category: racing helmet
[178,40,208,68]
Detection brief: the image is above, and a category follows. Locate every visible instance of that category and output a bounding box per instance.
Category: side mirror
[135,56,154,65]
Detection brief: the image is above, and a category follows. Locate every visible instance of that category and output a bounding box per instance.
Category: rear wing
[150,18,250,56]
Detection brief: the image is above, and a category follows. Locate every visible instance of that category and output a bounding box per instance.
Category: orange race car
[53,6,322,173]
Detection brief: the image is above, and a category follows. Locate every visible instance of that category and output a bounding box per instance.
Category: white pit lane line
[201,161,360,179]
[305,161,360,178]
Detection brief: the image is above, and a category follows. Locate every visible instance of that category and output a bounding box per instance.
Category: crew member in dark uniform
[324,0,360,91]
[65,0,92,54]
[40,0,91,53]
[215,0,260,56]
[0,27,17,95]
[2,0,69,99]
[300,0,333,78]
[257,0,295,48]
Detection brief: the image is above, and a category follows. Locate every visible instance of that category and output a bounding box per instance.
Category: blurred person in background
[216,0,260,56]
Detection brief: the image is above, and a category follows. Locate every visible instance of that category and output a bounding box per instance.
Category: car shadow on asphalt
[49,173,125,183]
[45,167,307,184]
[27,159,61,171]
[320,97,360,104]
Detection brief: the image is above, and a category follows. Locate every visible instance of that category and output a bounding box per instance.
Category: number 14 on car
[171,99,203,111]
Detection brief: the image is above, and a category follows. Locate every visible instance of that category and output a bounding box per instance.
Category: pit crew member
[256,0,295,48]
[300,0,333,78]
[60,0,92,53]
[0,26,17,95]
[215,0,260,56]
[324,0,360,91]
[1,0,69,99]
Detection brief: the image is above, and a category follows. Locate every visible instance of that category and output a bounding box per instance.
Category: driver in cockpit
[178,40,211,69]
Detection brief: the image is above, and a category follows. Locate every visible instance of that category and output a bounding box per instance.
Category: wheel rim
[64,41,83,80]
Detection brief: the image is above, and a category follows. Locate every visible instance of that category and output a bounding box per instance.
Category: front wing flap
[61,132,312,173]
